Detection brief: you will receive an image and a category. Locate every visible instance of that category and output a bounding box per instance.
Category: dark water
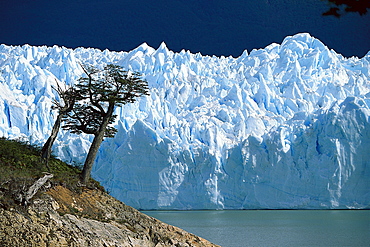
[143,210,370,247]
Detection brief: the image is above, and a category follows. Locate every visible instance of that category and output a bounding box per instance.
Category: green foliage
[104,64,150,105]
[62,64,149,138]
[0,137,43,175]
[0,137,79,184]
[0,138,104,210]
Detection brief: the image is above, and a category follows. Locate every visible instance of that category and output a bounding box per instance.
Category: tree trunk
[40,113,63,168]
[80,103,115,184]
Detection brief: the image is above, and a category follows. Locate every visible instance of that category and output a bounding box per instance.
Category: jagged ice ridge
[0,33,369,209]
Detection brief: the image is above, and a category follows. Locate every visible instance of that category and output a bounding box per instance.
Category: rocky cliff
[0,185,219,247]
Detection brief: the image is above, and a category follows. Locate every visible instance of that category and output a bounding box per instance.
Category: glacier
[0,33,369,209]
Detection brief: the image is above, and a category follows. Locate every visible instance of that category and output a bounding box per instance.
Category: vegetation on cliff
[0,138,219,246]
[0,137,102,213]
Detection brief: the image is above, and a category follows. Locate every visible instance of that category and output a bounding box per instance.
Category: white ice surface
[0,33,369,209]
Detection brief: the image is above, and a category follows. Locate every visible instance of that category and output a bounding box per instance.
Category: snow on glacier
[0,33,369,209]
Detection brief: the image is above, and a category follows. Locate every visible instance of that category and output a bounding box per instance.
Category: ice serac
[0,33,369,209]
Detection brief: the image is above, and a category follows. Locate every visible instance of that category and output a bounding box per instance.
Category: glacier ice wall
[0,33,369,209]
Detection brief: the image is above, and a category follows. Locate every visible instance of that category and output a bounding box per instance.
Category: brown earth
[0,185,220,247]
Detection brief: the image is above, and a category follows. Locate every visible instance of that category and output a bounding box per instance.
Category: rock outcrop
[0,185,219,247]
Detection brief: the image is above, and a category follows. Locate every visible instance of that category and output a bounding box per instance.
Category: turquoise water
[143,210,370,247]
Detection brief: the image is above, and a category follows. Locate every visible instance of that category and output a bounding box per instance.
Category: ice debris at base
[0,33,369,209]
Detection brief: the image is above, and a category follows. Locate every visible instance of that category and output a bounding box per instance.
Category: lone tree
[63,64,149,183]
[40,81,76,169]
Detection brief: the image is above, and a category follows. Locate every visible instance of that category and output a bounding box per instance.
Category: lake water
[143,210,370,247]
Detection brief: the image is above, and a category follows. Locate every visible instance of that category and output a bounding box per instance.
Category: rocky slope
[0,184,219,247]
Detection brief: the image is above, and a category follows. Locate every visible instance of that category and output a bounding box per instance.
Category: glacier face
[0,33,369,209]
